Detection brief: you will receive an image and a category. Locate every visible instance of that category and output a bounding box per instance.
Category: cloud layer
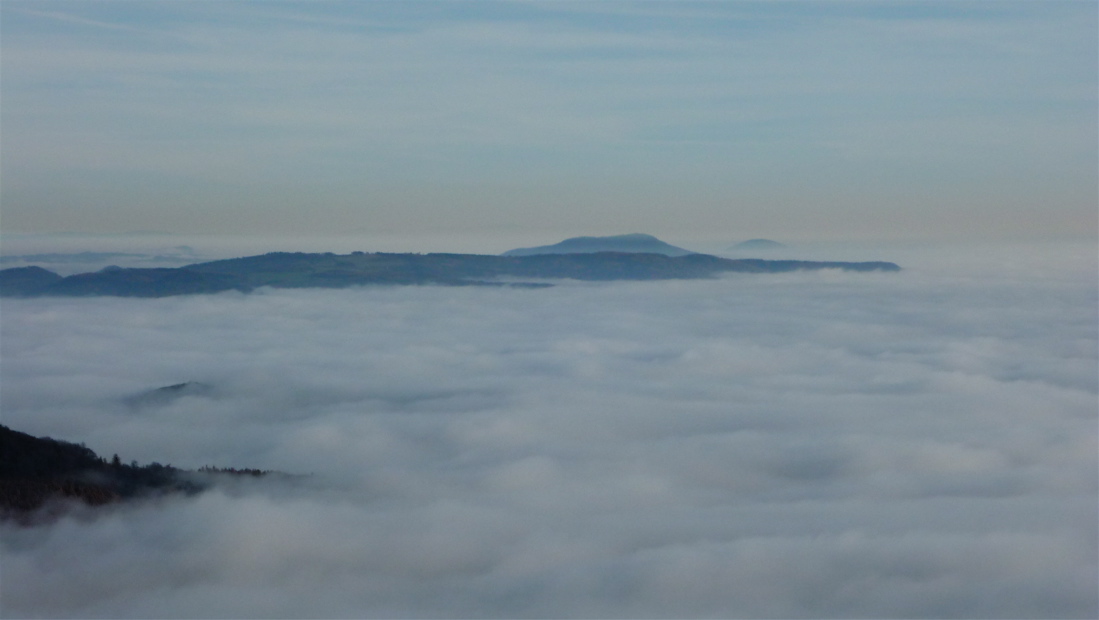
[1,243,1096,618]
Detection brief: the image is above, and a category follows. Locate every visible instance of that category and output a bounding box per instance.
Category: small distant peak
[124,381,214,408]
[502,233,695,257]
[156,381,210,393]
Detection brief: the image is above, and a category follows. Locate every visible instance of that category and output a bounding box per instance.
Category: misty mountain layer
[0,250,900,297]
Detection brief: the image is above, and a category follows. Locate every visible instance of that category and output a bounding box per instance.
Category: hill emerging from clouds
[0,423,272,521]
[502,233,696,257]
[0,249,900,298]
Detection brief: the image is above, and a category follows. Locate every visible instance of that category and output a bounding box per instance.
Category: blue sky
[1,1,1095,246]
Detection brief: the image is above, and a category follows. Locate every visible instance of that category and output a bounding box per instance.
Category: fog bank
[1,243,1095,618]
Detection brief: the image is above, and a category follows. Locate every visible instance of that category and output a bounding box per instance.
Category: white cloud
[1,243,1095,617]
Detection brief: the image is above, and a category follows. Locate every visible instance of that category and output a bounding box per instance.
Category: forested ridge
[0,424,269,521]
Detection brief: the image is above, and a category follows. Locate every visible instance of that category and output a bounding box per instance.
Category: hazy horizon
[2,1,1096,242]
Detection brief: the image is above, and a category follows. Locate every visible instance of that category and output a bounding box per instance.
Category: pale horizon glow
[1,1,1096,244]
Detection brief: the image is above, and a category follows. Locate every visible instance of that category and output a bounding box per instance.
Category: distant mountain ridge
[0,247,901,298]
[503,233,695,257]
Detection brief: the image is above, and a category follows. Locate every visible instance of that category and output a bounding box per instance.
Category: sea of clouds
[1,242,1096,618]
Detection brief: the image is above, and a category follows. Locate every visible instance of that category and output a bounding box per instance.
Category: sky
[1,0,1096,250]
[1,243,1096,617]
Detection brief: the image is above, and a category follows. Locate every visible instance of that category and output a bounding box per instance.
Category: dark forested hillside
[0,425,268,520]
[0,265,64,296]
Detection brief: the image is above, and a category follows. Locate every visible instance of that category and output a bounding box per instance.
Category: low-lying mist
[1,243,1095,618]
